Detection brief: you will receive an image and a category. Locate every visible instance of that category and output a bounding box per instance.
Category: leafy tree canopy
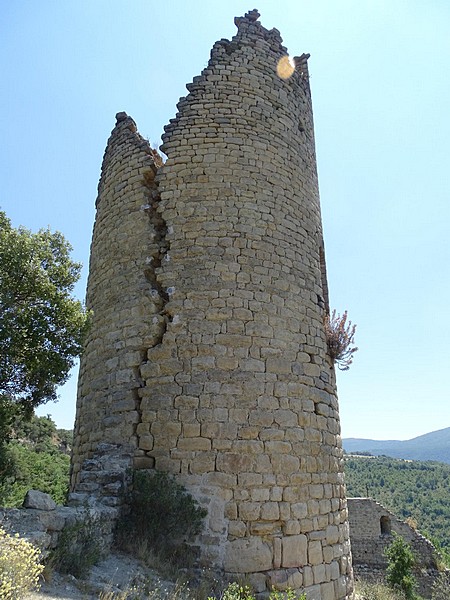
[0,210,89,413]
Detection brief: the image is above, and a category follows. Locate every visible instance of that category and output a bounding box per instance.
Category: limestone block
[323,545,334,563]
[329,560,340,580]
[238,426,260,439]
[138,434,154,451]
[182,423,201,437]
[291,502,308,519]
[313,563,326,584]
[320,581,335,600]
[260,502,280,520]
[264,441,292,454]
[308,540,323,565]
[310,484,324,499]
[272,455,301,475]
[336,576,351,599]
[281,534,307,568]
[177,437,212,451]
[246,573,267,593]
[136,423,150,435]
[175,395,199,408]
[250,522,281,536]
[319,499,332,514]
[233,440,263,454]
[326,525,340,545]
[255,454,272,473]
[216,453,253,473]
[249,410,274,427]
[229,520,247,537]
[266,357,291,374]
[270,486,283,501]
[284,520,301,535]
[35,509,66,532]
[239,502,261,520]
[274,410,298,427]
[190,453,216,474]
[224,537,273,573]
[203,472,237,488]
[154,456,181,473]
[279,503,291,520]
[217,356,239,369]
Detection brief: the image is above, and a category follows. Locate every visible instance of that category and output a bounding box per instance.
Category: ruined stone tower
[71,10,353,599]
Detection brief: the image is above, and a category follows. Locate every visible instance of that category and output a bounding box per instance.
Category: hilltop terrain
[343,427,450,463]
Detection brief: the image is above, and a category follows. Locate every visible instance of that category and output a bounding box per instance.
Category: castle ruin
[70,10,354,599]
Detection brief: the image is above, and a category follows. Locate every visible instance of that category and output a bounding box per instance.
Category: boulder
[23,490,57,511]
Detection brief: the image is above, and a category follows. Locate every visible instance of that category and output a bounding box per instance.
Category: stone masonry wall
[70,114,164,492]
[1,490,116,562]
[348,498,439,597]
[71,10,353,600]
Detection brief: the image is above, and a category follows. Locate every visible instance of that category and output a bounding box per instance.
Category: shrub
[50,510,104,579]
[357,579,405,600]
[384,533,417,600]
[115,470,207,573]
[0,527,44,599]
[324,309,358,370]
[217,583,255,600]
[207,584,307,600]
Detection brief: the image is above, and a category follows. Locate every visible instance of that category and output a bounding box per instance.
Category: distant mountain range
[343,427,450,464]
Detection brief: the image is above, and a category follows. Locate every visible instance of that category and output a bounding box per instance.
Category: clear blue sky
[1,1,449,440]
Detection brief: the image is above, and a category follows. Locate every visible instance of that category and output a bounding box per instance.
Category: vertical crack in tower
[141,175,171,347]
[71,10,354,600]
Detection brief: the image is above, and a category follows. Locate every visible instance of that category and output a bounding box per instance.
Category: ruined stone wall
[348,498,438,596]
[71,10,353,599]
[70,114,164,494]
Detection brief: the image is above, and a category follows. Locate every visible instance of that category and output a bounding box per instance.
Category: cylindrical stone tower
[71,10,353,599]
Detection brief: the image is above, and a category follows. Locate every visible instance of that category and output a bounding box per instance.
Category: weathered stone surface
[224,537,273,572]
[23,490,57,511]
[282,534,307,568]
[348,498,440,597]
[69,9,354,599]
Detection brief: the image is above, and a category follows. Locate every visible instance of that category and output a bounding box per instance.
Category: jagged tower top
[72,8,354,598]
[234,8,261,27]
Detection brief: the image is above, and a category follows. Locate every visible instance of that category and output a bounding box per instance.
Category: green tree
[385,533,417,599]
[0,210,88,489]
[0,210,88,412]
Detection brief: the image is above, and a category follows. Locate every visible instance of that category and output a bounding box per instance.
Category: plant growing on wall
[324,309,358,370]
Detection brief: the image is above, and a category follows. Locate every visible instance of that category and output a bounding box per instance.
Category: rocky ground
[26,552,178,600]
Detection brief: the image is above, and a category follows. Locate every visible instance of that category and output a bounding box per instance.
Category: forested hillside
[0,414,71,507]
[345,455,450,550]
